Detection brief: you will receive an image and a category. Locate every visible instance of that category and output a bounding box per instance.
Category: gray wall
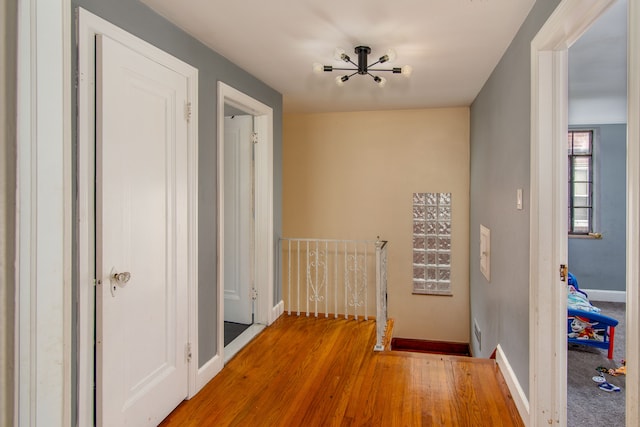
[71,0,283,367]
[1,0,17,424]
[469,0,560,398]
[568,124,626,293]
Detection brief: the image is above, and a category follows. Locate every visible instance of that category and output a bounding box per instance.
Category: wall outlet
[474,319,482,351]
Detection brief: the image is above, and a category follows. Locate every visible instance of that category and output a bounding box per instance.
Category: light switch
[480,225,490,281]
[516,188,523,210]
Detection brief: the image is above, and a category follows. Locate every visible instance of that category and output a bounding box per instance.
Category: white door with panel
[96,34,190,426]
[223,115,255,325]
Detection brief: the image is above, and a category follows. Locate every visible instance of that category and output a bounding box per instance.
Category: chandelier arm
[330,67,359,72]
[367,68,395,73]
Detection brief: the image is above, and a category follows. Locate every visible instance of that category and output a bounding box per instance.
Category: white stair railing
[279,237,388,351]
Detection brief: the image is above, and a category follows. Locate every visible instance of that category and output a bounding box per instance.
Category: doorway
[566,4,628,422]
[216,82,276,364]
[529,0,639,425]
[223,113,255,346]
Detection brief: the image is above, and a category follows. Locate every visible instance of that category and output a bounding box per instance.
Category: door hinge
[185,102,192,123]
[560,264,568,282]
[250,132,258,144]
[185,342,192,363]
[251,288,258,301]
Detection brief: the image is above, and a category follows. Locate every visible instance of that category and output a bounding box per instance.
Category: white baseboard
[194,353,223,396]
[271,300,284,323]
[224,324,266,363]
[581,289,626,303]
[495,344,530,426]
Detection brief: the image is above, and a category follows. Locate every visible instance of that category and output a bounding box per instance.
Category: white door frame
[77,9,199,426]
[625,0,640,423]
[529,0,639,425]
[216,82,275,367]
[15,0,72,424]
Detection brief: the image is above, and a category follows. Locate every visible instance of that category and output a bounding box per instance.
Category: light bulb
[385,49,397,63]
[335,75,348,86]
[374,76,387,87]
[401,65,413,77]
[334,47,348,62]
[312,62,324,74]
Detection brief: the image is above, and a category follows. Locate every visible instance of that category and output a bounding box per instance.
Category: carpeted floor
[224,321,252,347]
[567,301,625,427]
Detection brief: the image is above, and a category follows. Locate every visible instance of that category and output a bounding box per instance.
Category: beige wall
[283,108,470,342]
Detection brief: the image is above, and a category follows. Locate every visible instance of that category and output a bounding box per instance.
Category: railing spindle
[287,239,291,315]
[354,243,358,320]
[364,242,368,321]
[306,240,310,317]
[344,241,348,320]
[325,241,329,318]
[297,240,300,316]
[314,240,319,317]
[334,241,338,319]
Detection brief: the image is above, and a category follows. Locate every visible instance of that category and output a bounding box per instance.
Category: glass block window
[412,192,452,295]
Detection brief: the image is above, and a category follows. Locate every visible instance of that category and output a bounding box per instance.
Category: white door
[223,115,255,325]
[95,34,190,426]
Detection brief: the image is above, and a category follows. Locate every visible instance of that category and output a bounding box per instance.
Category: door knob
[109,268,132,297]
[113,271,131,284]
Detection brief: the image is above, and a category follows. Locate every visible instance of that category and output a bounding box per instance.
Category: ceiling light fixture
[313,46,412,87]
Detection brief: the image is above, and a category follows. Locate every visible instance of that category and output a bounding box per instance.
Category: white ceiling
[139,0,627,116]
[140,0,536,113]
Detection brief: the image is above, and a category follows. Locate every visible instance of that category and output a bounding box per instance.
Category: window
[568,130,593,234]
[412,192,452,295]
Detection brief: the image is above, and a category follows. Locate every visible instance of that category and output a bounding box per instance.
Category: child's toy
[568,316,600,340]
[598,382,621,392]
[613,365,626,376]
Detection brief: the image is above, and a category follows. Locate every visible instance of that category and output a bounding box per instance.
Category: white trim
[495,345,529,427]
[195,355,223,393]
[185,43,200,401]
[272,300,285,321]
[216,82,274,372]
[16,0,72,424]
[626,0,640,423]
[581,289,626,303]
[77,8,199,424]
[529,1,619,426]
[62,1,73,421]
[529,46,569,427]
[223,324,267,363]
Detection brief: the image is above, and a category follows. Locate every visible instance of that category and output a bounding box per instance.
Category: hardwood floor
[160,315,524,426]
